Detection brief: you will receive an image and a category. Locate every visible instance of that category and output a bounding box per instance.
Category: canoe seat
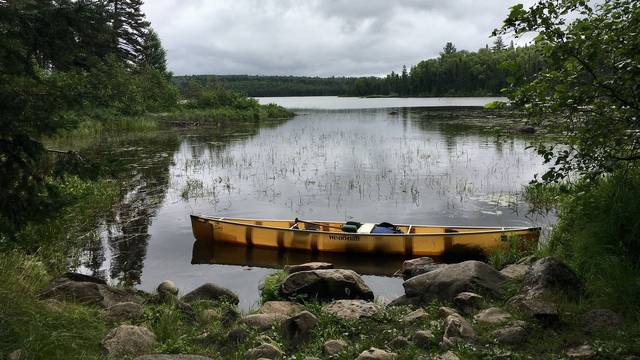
[357,223,376,234]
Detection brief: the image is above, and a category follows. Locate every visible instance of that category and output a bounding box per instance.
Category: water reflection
[70,106,552,309]
[192,241,406,277]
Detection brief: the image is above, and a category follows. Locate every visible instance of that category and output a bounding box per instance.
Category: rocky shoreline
[10,257,637,359]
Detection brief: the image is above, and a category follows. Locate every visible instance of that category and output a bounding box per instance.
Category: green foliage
[543,170,640,313]
[175,42,544,97]
[0,252,108,360]
[487,235,537,270]
[259,270,287,303]
[496,0,640,180]
[483,100,508,109]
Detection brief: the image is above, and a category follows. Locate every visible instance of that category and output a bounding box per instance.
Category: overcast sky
[143,0,536,77]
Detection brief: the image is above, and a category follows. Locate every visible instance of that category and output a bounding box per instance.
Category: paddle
[294,218,343,231]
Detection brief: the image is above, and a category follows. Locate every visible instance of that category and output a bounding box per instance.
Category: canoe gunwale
[190,214,540,237]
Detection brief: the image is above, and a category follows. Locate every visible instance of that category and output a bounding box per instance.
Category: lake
[75,97,549,310]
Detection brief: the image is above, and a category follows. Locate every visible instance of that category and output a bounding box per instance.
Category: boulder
[181,283,239,305]
[323,339,348,356]
[101,325,157,358]
[521,257,582,299]
[443,314,476,345]
[413,330,435,348]
[402,261,506,304]
[492,324,528,345]
[388,295,420,307]
[400,257,446,279]
[566,344,596,359]
[157,280,179,296]
[259,301,305,316]
[322,299,381,320]
[500,263,530,281]
[242,313,288,330]
[281,311,319,346]
[279,269,373,301]
[356,347,397,360]
[227,327,249,344]
[221,305,239,326]
[134,356,213,360]
[507,294,559,324]
[578,309,624,334]
[285,262,333,274]
[453,292,483,313]
[473,307,511,324]
[438,306,459,319]
[401,308,427,323]
[199,309,219,323]
[434,351,460,360]
[103,302,144,322]
[244,343,283,360]
[389,336,410,349]
[40,277,143,308]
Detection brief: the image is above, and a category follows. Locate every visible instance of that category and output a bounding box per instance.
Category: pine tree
[492,36,506,52]
[108,0,150,65]
[139,29,167,74]
[442,42,457,55]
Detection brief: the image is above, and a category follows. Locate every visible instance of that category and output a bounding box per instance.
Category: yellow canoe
[190,215,540,257]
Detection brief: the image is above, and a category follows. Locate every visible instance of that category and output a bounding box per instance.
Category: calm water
[75,98,549,310]
[256,96,507,109]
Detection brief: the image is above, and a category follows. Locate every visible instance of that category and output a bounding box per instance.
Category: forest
[176,38,544,97]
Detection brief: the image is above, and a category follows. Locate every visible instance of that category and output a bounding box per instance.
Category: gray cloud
[143,0,536,76]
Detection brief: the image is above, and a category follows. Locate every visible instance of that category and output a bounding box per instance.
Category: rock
[157,280,179,296]
[62,272,107,284]
[453,292,483,313]
[356,347,397,360]
[401,308,427,323]
[134,356,213,360]
[400,257,446,279]
[500,263,530,281]
[259,301,305,316]
[389,336,410,349]
[40,277,143,308]
[101,325,158,358]
[578,309,624,334]
[244,343,283,360]
[492,324,528,345]
[7,349,24,360]
[242,313,288,330]
[281,311,319,346]
[474,307,511,324]
[285,262,333,274]
[221,305,239,326]
[507,294,559,324]
[322,299,381,320]
[388,295,420,307]
[181,283,239,304]
[566,344,596,359]
[227,327,249,344]
[522,257,583,300]
[517,126,536,134]
[413,330,435,348]
[103,302,144,322]
[434,351,460,360]
[199,309,219,323]
[323,339,348,356]
[443,314,476,345]
[279,269,374,301]
[402,261,507,304]
[438,306,459,319]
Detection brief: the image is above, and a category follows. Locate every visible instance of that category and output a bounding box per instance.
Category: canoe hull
[191,215,540,257]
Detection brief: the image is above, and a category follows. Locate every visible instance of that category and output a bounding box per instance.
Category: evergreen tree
[492,36,506,52]
[442,42,457,55]
[108,0,150,65]
[139,29,168,74]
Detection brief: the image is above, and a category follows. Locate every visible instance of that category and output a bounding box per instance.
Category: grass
[259,270,287,303]
[487,234,537,270]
